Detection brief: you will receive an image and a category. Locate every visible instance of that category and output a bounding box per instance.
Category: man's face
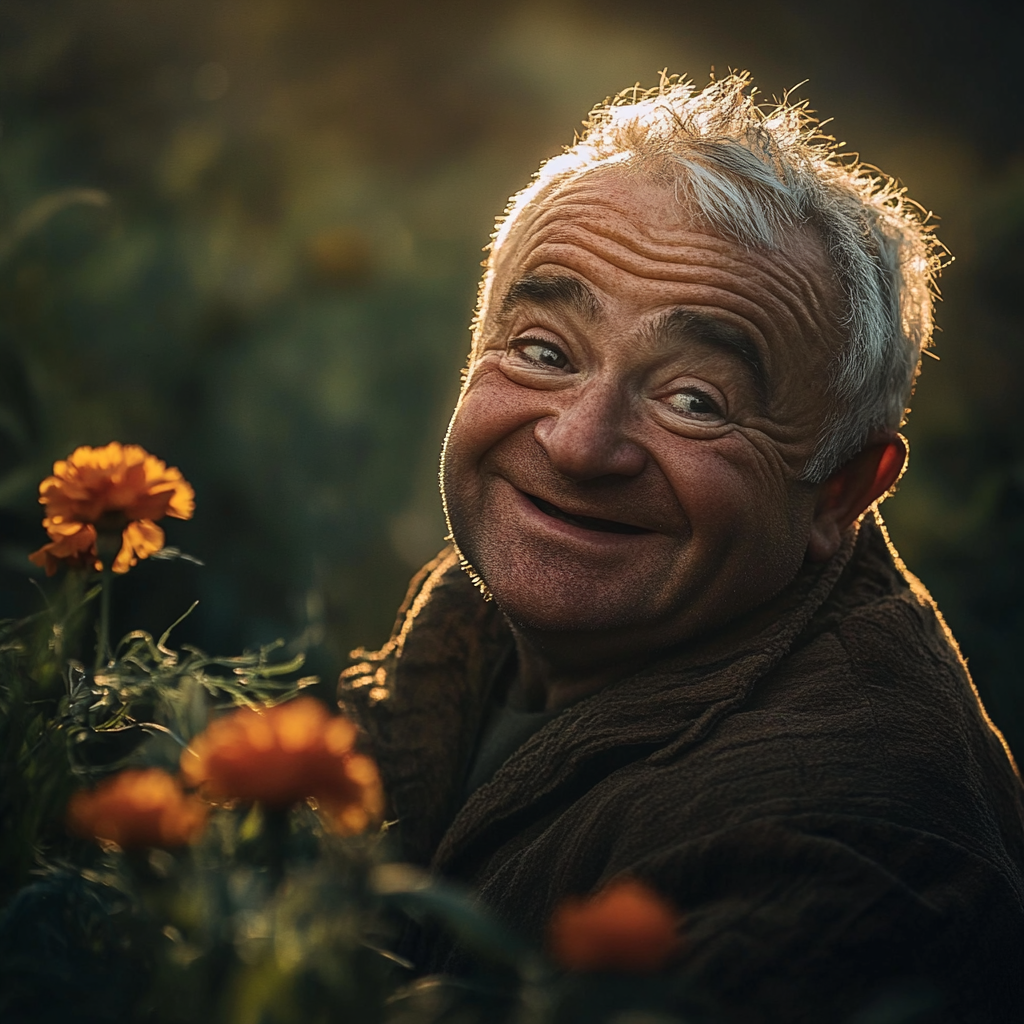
[441,171,843,652]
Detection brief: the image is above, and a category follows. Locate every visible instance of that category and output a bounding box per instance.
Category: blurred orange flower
[547,878,682,974]
[68,768,208,849]
[29,442,195,575]
[180,697,384,835]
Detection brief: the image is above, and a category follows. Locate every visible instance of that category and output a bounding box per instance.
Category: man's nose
[533,382,647,481]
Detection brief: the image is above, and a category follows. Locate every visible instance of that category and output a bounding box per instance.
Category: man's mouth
[527,494,651,535]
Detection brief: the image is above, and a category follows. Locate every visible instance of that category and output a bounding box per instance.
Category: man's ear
[806,435,907,562]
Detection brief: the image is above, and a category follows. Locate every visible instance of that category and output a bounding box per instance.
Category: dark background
[1,0,1021,757]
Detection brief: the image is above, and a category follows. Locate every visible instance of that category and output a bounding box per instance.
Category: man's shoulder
[600,516,1024,870]
[769,514,1019,794]
[800,513,970,687]
[741,514,1003,745]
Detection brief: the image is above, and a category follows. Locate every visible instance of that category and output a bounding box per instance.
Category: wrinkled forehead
[480,169,646,331]
[473,165,843,358]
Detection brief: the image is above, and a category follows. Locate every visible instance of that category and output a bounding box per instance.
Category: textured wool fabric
[462,700,562,800]
[340,514,1024,1023]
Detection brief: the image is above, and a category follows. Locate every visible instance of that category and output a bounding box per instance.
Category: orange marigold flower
[180,697,384,835]
[67,768,208,849]
[29,442,195,575]
[547,878,682,974]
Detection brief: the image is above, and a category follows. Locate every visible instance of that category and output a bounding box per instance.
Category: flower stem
[95,565,113,673]
[264,806,290,890]
[93,523,123,672]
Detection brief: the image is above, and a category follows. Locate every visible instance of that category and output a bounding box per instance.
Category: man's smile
[440,171,841,638]
[526,493,652,535]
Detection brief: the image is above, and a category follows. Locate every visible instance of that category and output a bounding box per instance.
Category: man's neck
[506,634,637,712]
[503,558,830,713]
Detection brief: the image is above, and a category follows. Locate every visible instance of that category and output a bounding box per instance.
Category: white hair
[472,73,946,482]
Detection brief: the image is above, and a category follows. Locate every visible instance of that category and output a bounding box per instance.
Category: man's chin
[498,600,648,637]
[451,527,685,636]
[475,565,662,637]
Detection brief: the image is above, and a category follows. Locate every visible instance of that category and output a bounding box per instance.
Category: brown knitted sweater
[339,514,1024,1022]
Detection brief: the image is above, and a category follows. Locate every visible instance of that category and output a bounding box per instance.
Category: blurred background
[1,0,1021,756]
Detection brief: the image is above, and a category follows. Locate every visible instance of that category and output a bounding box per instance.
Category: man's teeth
[529,495,650,535]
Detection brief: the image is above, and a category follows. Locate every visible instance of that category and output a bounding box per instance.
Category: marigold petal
[182,700,379,817]
[158,797,208,846]
[324,717,358,755]
[125,519,165,560]
[67,768,207,849]
[29,522,97,574]
[241,715,276,752]
[167,481,196,520]
[336,805,369,834]
[275,699,327,752]
[547,879,682,974]
[179,747,206,788]
[34,444,195,552]
[27,547,55,573]
[111,534,136,574]
[123,491,174,522]
[43,519,85,539]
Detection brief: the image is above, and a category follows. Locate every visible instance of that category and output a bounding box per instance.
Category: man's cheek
[441,444,490,561]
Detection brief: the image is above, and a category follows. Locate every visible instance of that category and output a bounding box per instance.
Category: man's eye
[511,338,570,370]
[664,390,723,420]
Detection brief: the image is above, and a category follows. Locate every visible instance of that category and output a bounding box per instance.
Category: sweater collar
[341,519,866,867]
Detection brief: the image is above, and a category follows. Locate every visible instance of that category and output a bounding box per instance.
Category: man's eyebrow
[652,308,770,404]
[496,273,602,323]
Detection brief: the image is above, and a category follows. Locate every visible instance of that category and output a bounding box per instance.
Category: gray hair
[473,73,946,482]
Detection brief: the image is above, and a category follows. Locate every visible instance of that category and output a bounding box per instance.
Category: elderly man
[340,75,1024,1022]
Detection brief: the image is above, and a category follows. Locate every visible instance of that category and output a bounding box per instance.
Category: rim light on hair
[472,72,946,482]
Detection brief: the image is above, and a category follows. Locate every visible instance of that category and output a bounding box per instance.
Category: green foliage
[68,607,319,780]
[0,0,1022,759]
[100,813,399,1024]
[0,575,97,906]
[0,578,941,1024]
[0,6,1018,1020]
[0,569,319,903]
[0,565,708,1024]
[0,568,512,1023]
[0,641,75,902]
